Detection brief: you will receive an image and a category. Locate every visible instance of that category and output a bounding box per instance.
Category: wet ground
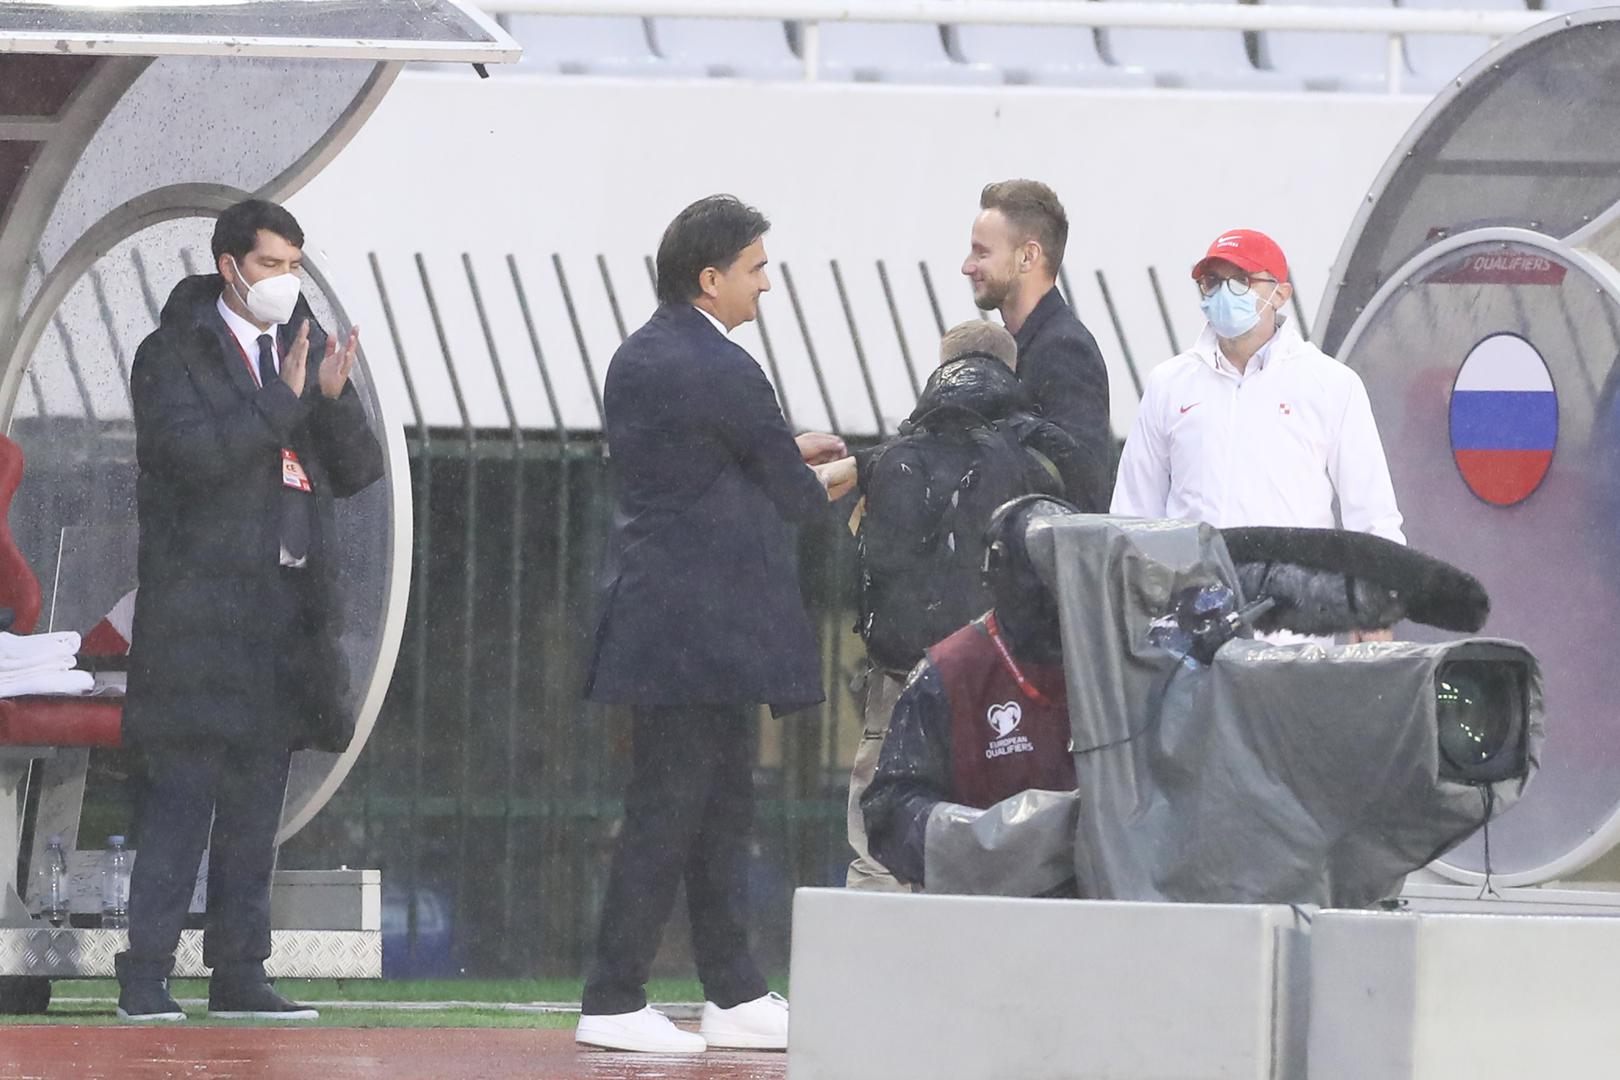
[0,1026,788,1080]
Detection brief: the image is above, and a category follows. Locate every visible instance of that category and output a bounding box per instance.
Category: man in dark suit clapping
[578,195,849,1054]
[116,199,383,1022]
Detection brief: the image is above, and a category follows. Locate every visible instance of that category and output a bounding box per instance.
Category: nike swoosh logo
[1179,402,1201,414]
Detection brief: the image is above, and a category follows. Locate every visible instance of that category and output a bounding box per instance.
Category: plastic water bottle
[41,836,68,927]
[102,836,130,930]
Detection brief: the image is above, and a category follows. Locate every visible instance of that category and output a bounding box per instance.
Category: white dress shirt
[693,304,729,338]
[1111,317,1405,543]
[218,294,305,567]
[217,295,281,384]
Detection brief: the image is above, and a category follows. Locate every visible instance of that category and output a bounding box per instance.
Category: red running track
[0,1027,787,1080]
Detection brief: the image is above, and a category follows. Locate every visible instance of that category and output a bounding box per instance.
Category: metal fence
[276,436,867,979]
[6,428,863,980]
[13,234,1287,980]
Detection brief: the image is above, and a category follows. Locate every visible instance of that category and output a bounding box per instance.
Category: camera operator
[860,496,1080,891]
[840,322,1090,892]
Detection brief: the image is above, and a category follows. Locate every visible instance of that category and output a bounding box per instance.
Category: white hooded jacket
[1110,317,1405,543]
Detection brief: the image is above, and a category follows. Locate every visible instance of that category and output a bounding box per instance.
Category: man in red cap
[1110,229,1404,640]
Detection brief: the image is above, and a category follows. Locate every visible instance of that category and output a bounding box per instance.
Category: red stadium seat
[0,434,121,749]
[0,434,41,636]
[0,697,120,747]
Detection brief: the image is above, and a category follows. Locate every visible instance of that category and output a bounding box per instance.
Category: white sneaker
[699,991,789,1051]
[575,1006,707,1053]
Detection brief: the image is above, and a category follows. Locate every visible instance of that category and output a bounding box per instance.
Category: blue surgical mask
[1200,281,1275,339]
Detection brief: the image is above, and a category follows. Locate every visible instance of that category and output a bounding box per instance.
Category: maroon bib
[930,617,1077,810]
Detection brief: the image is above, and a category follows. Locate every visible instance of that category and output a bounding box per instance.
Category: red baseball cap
[1191,229,1289,283]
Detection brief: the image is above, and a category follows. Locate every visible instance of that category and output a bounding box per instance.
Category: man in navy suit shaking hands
[578,195,850,1054]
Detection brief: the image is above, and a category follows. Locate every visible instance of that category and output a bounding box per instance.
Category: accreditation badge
[281,448,313,493]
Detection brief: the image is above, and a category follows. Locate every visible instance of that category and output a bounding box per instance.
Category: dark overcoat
[124,274,384,751]
[584,304,828,713]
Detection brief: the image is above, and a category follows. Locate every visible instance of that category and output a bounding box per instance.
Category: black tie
[257,334,276,389]
[259,330,312,562]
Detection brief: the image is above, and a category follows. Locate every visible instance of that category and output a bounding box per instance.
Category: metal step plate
[0,928,380,978]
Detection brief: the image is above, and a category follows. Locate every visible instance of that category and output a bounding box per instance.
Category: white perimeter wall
[288,72,1428,436]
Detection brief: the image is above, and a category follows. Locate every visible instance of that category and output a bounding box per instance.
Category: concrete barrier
[1309,908,1620,1079]
[787,888,1310,1080]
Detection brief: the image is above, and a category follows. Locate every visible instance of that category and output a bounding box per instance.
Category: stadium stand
[1399,0,1527,92]
[813,22,1002,83]
[649,17,804,79]
[945,23,1154,87]
[1258,0,1405,93]
[502,15,705,77]
[492,5,1549,93]
[1104,0,1309,90]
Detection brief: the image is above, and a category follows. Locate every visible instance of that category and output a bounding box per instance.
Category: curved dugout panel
[1326,9,1620,885]
[1335,230,1620,885]
[6,204,410,845]
[0,48,414,844]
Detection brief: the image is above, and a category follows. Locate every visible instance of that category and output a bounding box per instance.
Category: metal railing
[12,238,1285,443]
[337,248,1194,441]
[483,0,1552,93]
[0,232,1441,974]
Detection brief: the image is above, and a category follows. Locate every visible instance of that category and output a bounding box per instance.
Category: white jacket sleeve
[1329,372,1405,544]
[1110,375,1172,519]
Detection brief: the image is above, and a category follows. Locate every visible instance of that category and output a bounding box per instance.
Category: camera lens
[1435,659,1527,784]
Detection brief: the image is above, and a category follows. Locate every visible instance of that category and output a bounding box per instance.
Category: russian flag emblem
[1449,333,1557,507]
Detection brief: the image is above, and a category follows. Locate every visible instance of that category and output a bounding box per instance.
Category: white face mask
[1199,279,1281,340]
[228,255,301,326]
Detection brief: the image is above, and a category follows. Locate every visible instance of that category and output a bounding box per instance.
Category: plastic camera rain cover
[926,514,1544,908]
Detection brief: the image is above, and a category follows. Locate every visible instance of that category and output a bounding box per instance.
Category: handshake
[797,432,858,501]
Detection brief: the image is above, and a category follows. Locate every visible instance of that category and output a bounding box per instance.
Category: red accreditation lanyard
[985,611,1059,707]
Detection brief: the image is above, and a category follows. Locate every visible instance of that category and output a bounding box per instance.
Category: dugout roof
[0,1,517,841]
[0,1,515,61]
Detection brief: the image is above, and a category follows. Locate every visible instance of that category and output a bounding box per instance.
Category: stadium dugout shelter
[0,1,517,1013]
[790,9,1620,1079]
[1320,4,1620,903]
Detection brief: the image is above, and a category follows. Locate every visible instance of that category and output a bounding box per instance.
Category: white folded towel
[0,669,95,699]
[0,654,73,675]
[0,630,80,663]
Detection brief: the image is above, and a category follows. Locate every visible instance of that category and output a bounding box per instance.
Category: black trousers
[116,740,292,986]
[581,705,768,1015]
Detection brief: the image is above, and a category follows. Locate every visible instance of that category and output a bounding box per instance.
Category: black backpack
[856,405,1063,672]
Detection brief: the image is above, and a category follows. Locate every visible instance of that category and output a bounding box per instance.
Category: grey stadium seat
[814,22,1002,83]
[1103,0,1308,90]
[1398,0,1526,94]
[503,15,706,77]
[1258,0,1402,93]
[650,17,803,80]
[946,24,1153,87]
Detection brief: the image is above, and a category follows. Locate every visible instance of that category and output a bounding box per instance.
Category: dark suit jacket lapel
[204,301,262,402]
